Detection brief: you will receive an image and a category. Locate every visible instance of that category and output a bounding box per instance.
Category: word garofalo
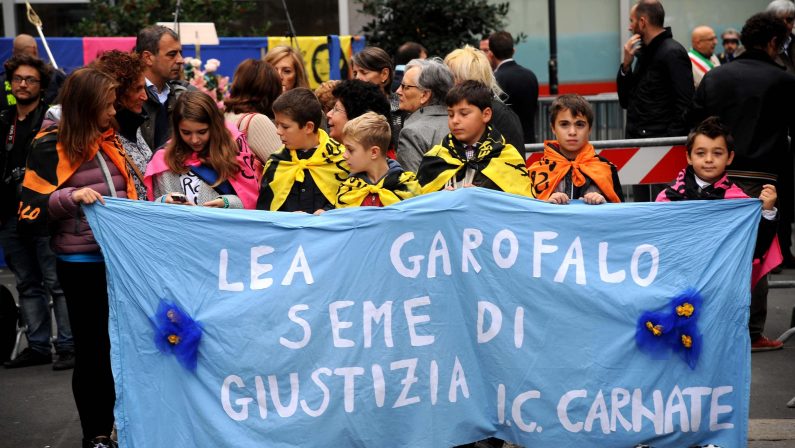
[389,228,660,287]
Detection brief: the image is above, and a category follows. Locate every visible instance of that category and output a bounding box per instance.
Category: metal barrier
[535,93,626,142]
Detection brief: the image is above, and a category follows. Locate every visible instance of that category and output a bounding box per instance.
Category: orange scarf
[527,141,620,203]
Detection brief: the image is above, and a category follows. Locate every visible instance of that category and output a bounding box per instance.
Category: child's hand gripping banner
[84,189,758,447]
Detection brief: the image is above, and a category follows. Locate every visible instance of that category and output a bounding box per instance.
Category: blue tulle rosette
[152,299,202,372]
[673,321,702,370]
[635,311,677,358]
[635,289,704,370]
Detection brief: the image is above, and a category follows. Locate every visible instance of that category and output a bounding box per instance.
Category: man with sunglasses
[0,54,75,369]
[718,29,744,64]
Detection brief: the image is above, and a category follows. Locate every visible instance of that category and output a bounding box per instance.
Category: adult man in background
[689,25,720,87]
[617,0,693,139]
[1,34,65,110]
[489,31,539,143]
[478,38,497,70]
[0,54,73,370]
[717,28,743,64]
[135,25,191,151]
[391,42,427,93]
[688,12,795,351]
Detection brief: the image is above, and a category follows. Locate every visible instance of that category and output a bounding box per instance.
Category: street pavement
[0,267,793,447]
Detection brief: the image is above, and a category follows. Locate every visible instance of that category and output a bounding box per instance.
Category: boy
[656,116,782,351]
[416,80,531,196]
[335,112,420,207]
[256,88,349,214]
[527,93,623,204]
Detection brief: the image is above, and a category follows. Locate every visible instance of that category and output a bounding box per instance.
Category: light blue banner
[84,189,758,447]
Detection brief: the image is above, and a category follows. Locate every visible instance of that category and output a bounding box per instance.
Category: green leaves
[356,0,512,57]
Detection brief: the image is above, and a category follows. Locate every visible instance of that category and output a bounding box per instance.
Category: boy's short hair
[686,116,735,154]
[342,111,391,157]
[272,87,323,131]
[445,80,492,111]
[548,94,594,127]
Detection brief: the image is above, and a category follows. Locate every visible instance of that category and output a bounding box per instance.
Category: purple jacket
[48,151,131,254]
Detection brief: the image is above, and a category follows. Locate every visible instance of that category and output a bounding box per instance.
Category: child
[145,91,260,209]
[335,112,420,207]
[416,80,531,196]
[527,93,623,204]
[256,88,349,214]
[656,116,781,351]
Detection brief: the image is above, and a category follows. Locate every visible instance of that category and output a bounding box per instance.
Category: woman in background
[264,45,309,92]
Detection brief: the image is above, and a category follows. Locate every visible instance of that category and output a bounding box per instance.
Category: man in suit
[489,31,539,144]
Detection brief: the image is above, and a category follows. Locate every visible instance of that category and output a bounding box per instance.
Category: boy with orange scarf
[527,94,623,204]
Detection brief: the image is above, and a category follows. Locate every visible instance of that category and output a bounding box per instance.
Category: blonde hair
[264,45,309,90]
[342,111,391,156]
[443,45,504,98]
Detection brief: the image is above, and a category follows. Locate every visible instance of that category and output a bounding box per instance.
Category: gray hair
[405,57,454,106]
[767,0,795,16]
[135,25,179,55]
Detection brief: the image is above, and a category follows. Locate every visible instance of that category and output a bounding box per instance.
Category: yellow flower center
[168,334,181,345]
[676,303,695,317]
[681,334,692,348]
[645,321,663,336]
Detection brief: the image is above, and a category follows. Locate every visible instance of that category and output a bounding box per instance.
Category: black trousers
[56,260,115,440]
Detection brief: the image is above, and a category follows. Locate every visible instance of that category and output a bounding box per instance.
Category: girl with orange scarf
[18,67,137,448]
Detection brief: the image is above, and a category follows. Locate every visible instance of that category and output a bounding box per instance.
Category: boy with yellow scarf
[256,88,348,214]
[335,112,420,208]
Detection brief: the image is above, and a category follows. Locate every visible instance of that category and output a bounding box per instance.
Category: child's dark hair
[445,80,492,111]
[686,116,735,154]
[272,87,323,131]
[548,94,594,127]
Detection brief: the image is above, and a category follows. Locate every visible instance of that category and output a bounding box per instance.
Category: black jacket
[495,60,539,144]
[687,49,795,178]
[140,79,193,151]
[490,99,524,151]
[0,100,47,221]
[617,28,694,138]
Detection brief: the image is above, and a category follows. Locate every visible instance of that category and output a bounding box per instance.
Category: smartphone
[171,193,188,203]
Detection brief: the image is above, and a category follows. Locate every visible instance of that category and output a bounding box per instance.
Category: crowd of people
[0,0,793,447]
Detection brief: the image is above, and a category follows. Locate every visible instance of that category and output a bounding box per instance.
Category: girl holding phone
[144,91,259,209]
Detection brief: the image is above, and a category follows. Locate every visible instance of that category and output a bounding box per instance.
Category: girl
[18,67,137,448]
[144,91,259,209]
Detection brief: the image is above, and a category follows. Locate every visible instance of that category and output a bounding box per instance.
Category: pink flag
[83,37,136,65]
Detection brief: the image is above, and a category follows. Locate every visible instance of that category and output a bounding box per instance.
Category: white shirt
[145,77,170,105]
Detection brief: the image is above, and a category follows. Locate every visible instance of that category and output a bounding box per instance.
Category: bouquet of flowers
[183,57,230,109]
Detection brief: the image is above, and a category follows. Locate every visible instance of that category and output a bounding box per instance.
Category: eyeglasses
[399,83,421,91]
[11,76,40,85]
[331,105,346,115]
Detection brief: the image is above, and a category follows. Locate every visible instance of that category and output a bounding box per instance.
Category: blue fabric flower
[635,311,676,358]
[153,299,202,372]
[635,289,703,369]
[673,321,702,370]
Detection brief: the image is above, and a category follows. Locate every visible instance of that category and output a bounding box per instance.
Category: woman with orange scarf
[18,67,136,448]
[527,94,623,204]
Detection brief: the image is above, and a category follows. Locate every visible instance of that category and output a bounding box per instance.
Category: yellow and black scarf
[18,126,137,234]
[336,168,420,208]
[527,141,621,203]
[258,129,349,211]
[417,125,531,196]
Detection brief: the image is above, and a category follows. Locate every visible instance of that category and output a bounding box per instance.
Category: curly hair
[224,59,282,118]
[3,54,52,92]
[314,80,341,113]
[331,79,391,121]
[90,50,145,109]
